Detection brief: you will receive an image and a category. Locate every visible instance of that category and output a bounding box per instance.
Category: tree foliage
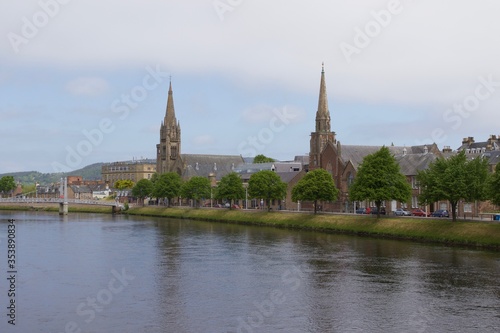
[0,176,16,196]
[215,172,245,208]
[417,151,489,221]
[253,154,275,163]
[349,146,411,218]
[248,170,287,211]
[114,179,134,190]
[292,169,339,214]
[181,176,211,207]
[488,163,500,207]
[152,172,182,206]
[132,179,153,205]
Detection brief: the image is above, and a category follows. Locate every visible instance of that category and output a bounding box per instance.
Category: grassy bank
[126,206,500,249]
[2,204,498,249]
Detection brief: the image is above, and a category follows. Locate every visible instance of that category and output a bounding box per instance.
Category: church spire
[315,63,331,132]
[165,79,176,125]
[310,64,336,169]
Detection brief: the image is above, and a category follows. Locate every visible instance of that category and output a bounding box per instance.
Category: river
[0,211,498,333]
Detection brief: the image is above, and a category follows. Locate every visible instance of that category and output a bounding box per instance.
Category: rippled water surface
[0,211,498,332]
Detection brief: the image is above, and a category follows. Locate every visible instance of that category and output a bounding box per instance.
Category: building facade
[101,159,156,185]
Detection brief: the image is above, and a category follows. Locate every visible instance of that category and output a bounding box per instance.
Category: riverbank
[2,204,499,249]
[125,206,500,250]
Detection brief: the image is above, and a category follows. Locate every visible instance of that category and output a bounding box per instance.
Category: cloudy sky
[1,0,499,174]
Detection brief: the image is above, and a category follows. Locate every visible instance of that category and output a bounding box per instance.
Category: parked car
[411,208,429,217]
[431,209,450,217]
[356,208,367,214]
[393,208,411,216]
[370,207,386,215]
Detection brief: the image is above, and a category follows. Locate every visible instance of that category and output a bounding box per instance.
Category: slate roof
[483,151,500,166]
[181,154,245,180]
[69,185,92,193]
[394,153,438,175]
[276,171,302,184]
[340,144,440,174]
[234,162,302,174]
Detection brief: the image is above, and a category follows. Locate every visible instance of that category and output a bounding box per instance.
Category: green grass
[126,206,500,249]
[2,204,498,249]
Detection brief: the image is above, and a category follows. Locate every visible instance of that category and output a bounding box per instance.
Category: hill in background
[0,163,104,185]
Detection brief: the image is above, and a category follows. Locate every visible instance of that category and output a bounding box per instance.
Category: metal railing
[0,197,118,207]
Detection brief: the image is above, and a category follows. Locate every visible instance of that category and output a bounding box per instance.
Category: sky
[1,0,500,174]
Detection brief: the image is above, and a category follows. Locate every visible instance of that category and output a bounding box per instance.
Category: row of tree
[125,146,499,221]
[130,170,289,210]
[349,147,500,221]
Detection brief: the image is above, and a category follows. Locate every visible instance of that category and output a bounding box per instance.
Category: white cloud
[65,77,109,96]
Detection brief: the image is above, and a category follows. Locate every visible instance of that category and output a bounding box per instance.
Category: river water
[0,211,498,333]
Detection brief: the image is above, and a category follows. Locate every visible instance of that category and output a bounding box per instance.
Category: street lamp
[244,183,248,210]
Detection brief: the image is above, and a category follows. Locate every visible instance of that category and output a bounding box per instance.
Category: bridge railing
[0,197,118,207]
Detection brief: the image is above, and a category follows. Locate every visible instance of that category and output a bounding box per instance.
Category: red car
[411,208,429,217]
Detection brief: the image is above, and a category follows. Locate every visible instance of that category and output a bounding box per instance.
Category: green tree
[0,176,16,197]
[248,170,287,211]
[349,146,411,218]
[292,169,339,214]
[215,172,245,209]
[181,176,211,208]
[253,154,275,163]
[417,151,489,221]
[152,172,182,206]
[488,163,500,207]
[150,173,159,186]
[132,179,153,206]
[114,179,134,190]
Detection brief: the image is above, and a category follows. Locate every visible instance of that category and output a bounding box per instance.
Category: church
[156,81,245,185]
[291,64,442,213]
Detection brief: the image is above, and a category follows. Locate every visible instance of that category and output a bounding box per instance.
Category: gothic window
[171,146,177,159]
[347,172,354,188]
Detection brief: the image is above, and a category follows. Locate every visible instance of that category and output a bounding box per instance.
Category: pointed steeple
[315,63,331,132]
[165,80,176,126]
[310,64,336,170]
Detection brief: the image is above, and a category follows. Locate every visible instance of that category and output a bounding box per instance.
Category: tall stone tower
[156,81,183,175]
[309,64,336,169]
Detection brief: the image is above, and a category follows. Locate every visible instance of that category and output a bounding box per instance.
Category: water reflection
[0,212,498,333]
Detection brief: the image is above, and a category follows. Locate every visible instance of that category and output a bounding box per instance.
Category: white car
[393,208,411,216]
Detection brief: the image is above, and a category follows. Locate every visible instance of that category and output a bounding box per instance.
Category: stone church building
[284,65,442,213]
[156,81,244,184]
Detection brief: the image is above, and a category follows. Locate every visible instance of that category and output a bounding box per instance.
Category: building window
[412,196,418,208]
[347,172,354,188]
[440,202,448,210]
[464,203,472,213]
[411,176,418,189]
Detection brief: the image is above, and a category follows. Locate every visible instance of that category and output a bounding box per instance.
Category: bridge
[0,177,121,215]
[0,197,122,214]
